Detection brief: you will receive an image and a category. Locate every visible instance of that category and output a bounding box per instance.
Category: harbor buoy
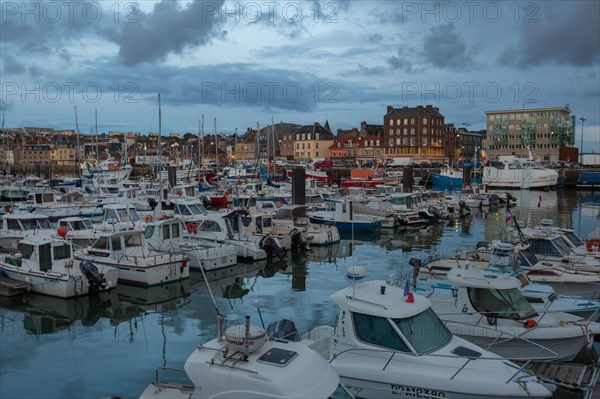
[57,226,68,238]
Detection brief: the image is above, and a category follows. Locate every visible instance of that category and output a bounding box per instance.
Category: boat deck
[516,361,599,399]
[0,275,30,296]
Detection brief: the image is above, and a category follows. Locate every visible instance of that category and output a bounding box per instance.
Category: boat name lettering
[391,385,446,398]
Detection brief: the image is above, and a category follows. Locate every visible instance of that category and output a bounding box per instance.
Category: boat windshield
[392,308,452,353]
[21,218,51,230]
[518,248,539,267]
[468,287,538,320]
[563,231,584,247]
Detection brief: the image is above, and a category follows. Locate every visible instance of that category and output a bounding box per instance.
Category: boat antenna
[196,260,224,340]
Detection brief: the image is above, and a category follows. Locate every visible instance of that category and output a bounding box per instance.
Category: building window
[390,119,394,126]
[423,128,427,134]
[396,138,401,145]
[316,143,319,149]
[389,129,393,135]
[316,133,320,140]
[404,128,407,135]
[404,118,408,125]
[397,119,401,125]
[411,128,415,135]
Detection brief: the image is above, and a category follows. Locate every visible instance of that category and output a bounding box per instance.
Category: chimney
[387,105,393,114]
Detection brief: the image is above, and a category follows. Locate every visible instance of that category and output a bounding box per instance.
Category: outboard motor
[488,194,500,208]
[458,200,471,213]
[476,240,490,250]
[266,319,300,341]
[200,195,212,209]
[147,198,158,210]
[428,205,443,221]
[79,260,105,292]
[289,228,309,250]
[259,235,287,260]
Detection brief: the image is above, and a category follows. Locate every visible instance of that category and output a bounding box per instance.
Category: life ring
[4,205,12,214]
[586,238,600,252]
[176,190,183,197]
[186,222,198,235]
[144,214,153,223]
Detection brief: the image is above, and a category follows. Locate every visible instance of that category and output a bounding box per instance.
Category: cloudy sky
[1,0,599,147]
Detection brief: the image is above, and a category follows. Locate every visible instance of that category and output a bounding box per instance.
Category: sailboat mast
[158,94,162,172]
[201,114,205,167]
[1,113,6,173]
[198,117,201,167]
[214,118,218,182]
[95,109,99,160]
[74,106,81,178]
[271,116,276,179]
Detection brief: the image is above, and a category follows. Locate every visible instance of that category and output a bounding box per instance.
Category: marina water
[1,189,598,399]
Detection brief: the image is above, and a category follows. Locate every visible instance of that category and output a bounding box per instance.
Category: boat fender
[524,319,537,329]
[486,313,498,326]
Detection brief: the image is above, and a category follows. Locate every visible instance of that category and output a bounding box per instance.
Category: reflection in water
[1,189,598,399]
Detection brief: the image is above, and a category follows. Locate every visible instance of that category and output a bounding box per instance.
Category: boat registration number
[391,385,446,398]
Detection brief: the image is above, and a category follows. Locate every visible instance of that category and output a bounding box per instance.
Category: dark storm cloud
[0,0,226,67]
[387,47,424,74]
[421,23,474,70]
[1,54,26,75]
[115,0,225,66]
[498,2,600,68]
[62,61,348,112]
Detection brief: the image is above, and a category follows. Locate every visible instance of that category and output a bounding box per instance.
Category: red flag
[505,210,512,224]
[405,292,414,303]
[537,195,542,208]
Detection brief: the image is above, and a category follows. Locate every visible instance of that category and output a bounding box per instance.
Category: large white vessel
[483,150,558,189]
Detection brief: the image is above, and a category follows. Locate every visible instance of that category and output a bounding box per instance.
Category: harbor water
[1,189,599,399]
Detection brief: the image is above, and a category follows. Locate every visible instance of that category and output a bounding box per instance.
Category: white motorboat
[171,198,285,261]
[295,278,552,399]
[56,217,97,248]
[482,149,558,189]
[422,240,600,291]
[271,205,341,247]
[509,226,600,273]
[95,203,146,232]
[422,267,594,362]
[75,229,189,287]
[0,236,118,298]
[17,190,82,223]
[144,217,238,272]
[139,315,344,399]
[0,213,55,250]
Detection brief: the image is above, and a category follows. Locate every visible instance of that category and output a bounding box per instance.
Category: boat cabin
[2,214,52,231]
[447,268,538,321]
[330,280,454,355]
[171,198,209,217]
[169,184,197,199]
[58,217,94,234]
[87,230,145,260]
[16,236,74,272]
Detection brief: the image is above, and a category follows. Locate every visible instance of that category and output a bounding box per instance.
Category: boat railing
[434,316,561,362]
[152,366,194,391]
[330,347,543,382]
